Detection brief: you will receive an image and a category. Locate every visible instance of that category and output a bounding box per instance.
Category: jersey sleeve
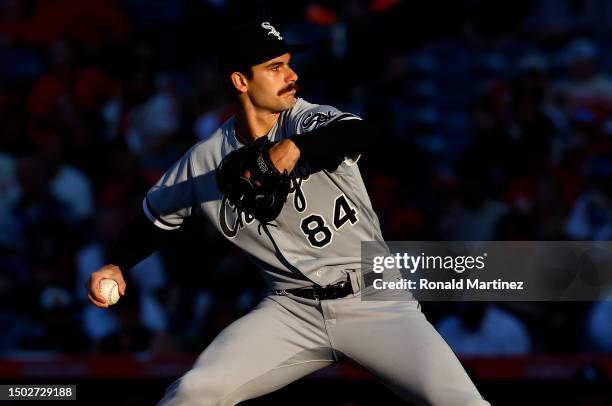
[288,100,362,165]
[289,100,361,135]
[143,148,198,230]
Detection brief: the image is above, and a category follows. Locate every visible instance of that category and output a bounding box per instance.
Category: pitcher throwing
[86,21,490,406]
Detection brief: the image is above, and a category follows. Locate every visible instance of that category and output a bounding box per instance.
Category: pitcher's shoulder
[284,98,359,134]
[192,117,234,151]
[186,118,236,171]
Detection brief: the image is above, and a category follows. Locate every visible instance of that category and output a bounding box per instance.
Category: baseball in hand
[99,278,120,306]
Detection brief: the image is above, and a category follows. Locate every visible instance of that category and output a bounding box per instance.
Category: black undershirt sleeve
[288,119,376,166]
[106,210,176,273]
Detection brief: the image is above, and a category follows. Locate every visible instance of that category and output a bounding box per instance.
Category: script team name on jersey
[219,161,311,237]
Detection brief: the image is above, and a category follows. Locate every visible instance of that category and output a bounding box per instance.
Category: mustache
[278,82,299,96]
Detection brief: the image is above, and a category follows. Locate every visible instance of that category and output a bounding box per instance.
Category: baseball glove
[216,137,291,223]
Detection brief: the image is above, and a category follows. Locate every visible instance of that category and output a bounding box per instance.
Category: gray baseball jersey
[148,98,489,406]
[144,98,383,290]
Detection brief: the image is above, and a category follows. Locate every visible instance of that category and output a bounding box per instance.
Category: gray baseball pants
[158,273,490,406]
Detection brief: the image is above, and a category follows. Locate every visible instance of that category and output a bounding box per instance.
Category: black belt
[275,278,353,300]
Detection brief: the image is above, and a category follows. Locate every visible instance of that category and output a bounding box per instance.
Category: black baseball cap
[217,21,308,74]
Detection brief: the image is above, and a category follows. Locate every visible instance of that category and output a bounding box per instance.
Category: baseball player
[87,21,490,406]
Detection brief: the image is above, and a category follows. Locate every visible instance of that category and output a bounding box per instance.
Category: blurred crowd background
[0,0,611,365]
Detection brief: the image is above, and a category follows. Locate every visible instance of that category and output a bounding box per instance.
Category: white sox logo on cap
[261,22,283,40]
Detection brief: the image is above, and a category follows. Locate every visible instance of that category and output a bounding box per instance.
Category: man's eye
[271,66,280,71]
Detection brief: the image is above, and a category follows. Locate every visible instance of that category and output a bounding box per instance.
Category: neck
[234,99,280,143]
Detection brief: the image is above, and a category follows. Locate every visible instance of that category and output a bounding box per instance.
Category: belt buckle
[341,281,350,297]
[328,281,346,299]
[340,280,352,297]
[335,281,347,297]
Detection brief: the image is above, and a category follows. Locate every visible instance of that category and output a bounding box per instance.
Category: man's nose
[286,67,298,82]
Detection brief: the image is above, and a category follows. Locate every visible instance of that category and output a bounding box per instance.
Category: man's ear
[230,72,248,94]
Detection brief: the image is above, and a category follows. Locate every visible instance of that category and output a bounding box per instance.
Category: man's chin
[276,96,297,112]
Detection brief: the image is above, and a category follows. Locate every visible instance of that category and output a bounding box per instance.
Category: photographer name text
[373,278,524,291]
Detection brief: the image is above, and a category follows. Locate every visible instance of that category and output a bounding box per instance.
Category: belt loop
[347,269,361,295]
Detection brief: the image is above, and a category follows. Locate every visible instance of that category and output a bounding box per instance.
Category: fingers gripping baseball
[86,264,126,308]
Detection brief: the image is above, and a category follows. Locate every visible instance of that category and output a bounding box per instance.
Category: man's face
[245,53,299,113]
